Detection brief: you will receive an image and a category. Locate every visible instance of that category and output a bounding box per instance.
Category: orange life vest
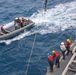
[66,41,70,47]
[47,55,54,62]
[54,52,59,58]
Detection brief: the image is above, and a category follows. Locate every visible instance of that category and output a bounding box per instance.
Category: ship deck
[46,40,76,75]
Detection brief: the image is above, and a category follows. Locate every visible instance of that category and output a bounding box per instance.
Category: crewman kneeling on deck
[47,53,54,72]
[52,50,60,68]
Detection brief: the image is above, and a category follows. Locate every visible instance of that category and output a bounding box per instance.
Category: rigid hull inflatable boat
[0,18,35,40]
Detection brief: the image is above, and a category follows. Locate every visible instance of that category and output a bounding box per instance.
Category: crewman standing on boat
[52,50,60,68]
[66,39,71,55]
[47,53,54,72]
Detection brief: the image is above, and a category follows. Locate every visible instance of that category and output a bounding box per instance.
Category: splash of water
[0,1,76,44]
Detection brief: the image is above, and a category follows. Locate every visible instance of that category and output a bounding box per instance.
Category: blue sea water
[0,0,76,75]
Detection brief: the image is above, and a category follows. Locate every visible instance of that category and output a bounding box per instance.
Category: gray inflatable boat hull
[0,22,34,40]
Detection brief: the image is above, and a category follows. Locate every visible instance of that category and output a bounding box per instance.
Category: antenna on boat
[43,0,48,12]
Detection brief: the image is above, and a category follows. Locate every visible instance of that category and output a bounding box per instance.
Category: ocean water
[0,0,76,75]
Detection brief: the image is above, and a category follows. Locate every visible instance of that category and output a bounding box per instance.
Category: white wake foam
[30,1,76,33]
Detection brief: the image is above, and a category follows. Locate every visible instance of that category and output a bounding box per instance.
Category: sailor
[21,17,27,26]
[52,50,60,68]
[14,17,20,23]
[66,39,71,55]
[19,18,24,27]
[47,53,54,72]
[22,17,29,26]
[60,42,66,60]
[20,17,28,26]
[14,17,23,27]
[22,17,25,22]
[0,26,8,34]
[14,17,20,29]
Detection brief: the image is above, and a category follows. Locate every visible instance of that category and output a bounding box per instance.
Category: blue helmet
[47,53,50,56]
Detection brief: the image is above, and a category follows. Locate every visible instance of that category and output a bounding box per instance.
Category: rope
[25,33,37,75]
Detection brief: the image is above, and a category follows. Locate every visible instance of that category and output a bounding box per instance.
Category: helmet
[15,17,18,20]
[66,39,70,42]
[47,53,50,56]
[61,42,64,45]
[52,50,55,54]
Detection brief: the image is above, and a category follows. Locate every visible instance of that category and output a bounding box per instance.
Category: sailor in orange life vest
[47,53,54,72]
[52,50,60,68]
[66,39,71,55]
